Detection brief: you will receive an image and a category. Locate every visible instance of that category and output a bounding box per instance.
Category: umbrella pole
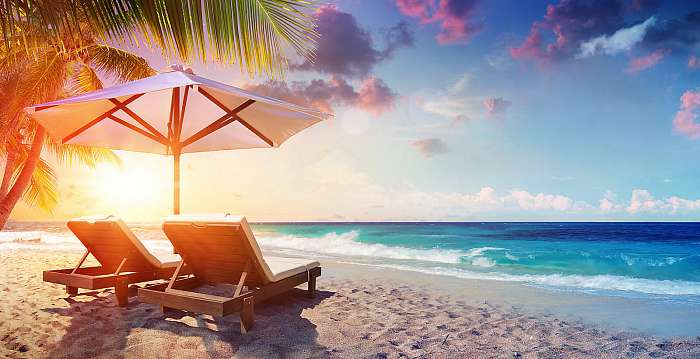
[173,149,180,215]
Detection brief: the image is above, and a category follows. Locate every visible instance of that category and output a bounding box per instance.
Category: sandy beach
[0,249,698,358]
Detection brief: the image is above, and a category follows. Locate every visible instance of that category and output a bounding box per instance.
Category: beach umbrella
[25,66,328,214]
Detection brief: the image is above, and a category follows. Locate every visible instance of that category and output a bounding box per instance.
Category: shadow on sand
[43,286,335,357]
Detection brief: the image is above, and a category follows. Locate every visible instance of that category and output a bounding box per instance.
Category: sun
[91,163,165,205]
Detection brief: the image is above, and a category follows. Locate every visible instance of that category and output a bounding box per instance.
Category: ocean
[3,221,700,303]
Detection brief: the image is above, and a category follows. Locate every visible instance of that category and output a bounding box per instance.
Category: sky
[11,0,700,222]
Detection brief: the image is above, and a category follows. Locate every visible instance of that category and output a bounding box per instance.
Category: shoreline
[1,249,700,358]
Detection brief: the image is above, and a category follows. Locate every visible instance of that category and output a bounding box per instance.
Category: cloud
[626,189,658,213]
[419,73,511,121]
[673,89,700,139]
[642,11,700,52]
[396,0,481,44]
[411,138,450,157]
[511,0,626,62]
[382,21,416,58]
[483,97,511,117]
[578,17,656,58]
[291,5,414,78]
[599,190,622,212]
[356,76,398,116]
[245,76,396,116]
[689,55,700,69]
[422,96,481,122]
[594,189,700,215]
[625,48,669,73]
[504,190,573,211]
[449,73,471,93]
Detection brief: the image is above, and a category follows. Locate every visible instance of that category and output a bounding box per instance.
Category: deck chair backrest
[67,216,161,272]
[162,215,272,285]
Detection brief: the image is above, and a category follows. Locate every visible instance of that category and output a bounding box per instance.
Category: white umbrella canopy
[25,66,329,213]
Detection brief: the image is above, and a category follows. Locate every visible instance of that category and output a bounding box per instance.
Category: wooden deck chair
[43,216,187,307]
[138,215,322,334]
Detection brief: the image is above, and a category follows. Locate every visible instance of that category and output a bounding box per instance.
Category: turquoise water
[3,221,700,300]
[252,222,700,299]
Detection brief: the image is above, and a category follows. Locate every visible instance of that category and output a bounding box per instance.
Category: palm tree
[0,1,319,228]
[0,0,318,78]
[0,18,155,228]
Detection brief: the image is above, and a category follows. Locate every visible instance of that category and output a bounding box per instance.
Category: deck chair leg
[115,277,128,307]
[66,249,90,296]
[66,286,78,295]
[240,296,255,334]
[307,273,317,298]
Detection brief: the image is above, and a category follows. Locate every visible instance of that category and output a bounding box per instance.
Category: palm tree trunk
[0,127,45,229]
[0,151,17,200]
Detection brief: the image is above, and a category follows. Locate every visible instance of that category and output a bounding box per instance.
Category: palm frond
[0,0,320,78]
[44,141,122,168]
[84,44,155,82]
[65,61,103,95]
[20,156,58,212]
[76,62,104,91]
[18,49,68,105]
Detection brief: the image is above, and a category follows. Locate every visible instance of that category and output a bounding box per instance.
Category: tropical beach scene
[2,0,700,358]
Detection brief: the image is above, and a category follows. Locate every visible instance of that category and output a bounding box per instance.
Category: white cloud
[599,190,620,212]
[667,196,700,213]
[449,73,471,94]
[627,189,663,214]
[504,190,573,211]
[420,72,511,122]
[578,17,656,58]
[422,96,482,122]
[484,97,512,117]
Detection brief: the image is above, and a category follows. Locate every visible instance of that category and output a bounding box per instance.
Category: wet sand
[1,249,700,358]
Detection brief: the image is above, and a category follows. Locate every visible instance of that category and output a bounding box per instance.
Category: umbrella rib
[180,98,258,148]
[232,114,274,147]
[179,85,190,134]
[195,88,273,147]
[62,94,143,143]
[35,104,57,112]
[109,98,168,143]
[108,115,169,146]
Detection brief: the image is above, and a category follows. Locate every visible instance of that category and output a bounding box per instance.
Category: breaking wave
[351,263,700,296]
[257,231,504,265]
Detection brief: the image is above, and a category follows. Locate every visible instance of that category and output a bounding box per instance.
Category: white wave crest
[0,231,43,243]
[3,229,509,268]
[258,231,473,264]
[0,230,174,257]
[360,263,700,296]
[619,254,683,267]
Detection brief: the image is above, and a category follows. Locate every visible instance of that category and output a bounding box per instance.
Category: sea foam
[352,263,700,296]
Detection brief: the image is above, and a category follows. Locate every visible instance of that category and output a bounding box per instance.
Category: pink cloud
[625,49,669,73]
[245,76,396,116]
[357,76,397,116]
[510,0,626,62]
[396,0,480,44]
[689,56,700,69]
[673,89,700,139]
[510,24,545,59]
[396,0,434,20]
[483,97,511,117]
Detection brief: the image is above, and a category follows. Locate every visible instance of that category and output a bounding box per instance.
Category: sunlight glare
[91,163,165,205]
